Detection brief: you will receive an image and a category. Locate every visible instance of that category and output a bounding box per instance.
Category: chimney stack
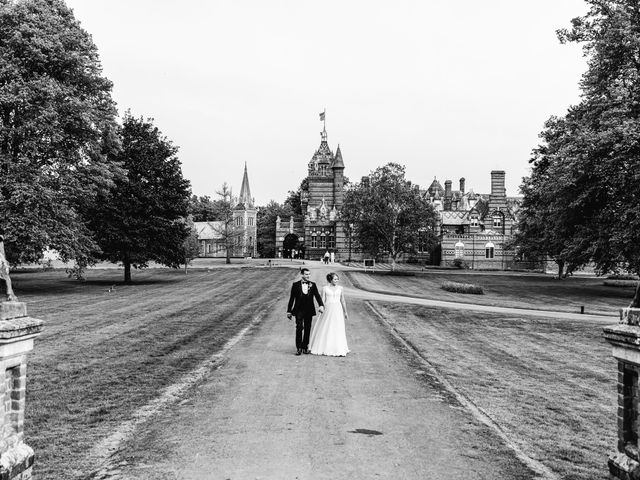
[459,177,465,194]
[444,180,452,210]
[490,171,505,198]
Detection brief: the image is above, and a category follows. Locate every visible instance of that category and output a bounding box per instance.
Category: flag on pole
[319,111,325,121]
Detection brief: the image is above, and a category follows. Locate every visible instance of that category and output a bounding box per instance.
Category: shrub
[607,274,639,281]
[441,280,483,294]
[452,258,469,269]
[603,279,638,288]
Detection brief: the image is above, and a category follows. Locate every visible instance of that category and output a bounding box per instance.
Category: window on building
[328,227,335,248]
[236,217,243,226]
[201,241,206,254]
[454,241,464,259]
[320,233,326,248]
[248,217,254,226]
[311,233,317,248]
[493,213,502,228]
[470,215,478,227]
[485,242,495,259]
[207,243,211,254]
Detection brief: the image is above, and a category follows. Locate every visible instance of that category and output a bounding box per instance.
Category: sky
[64,0,588,205]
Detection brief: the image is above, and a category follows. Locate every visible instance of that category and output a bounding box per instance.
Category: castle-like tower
[275,124,353,260]
[301,126,346,259]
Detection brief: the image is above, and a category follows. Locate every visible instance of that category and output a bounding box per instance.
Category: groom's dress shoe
[296,349,302,356]
[303,349,310,354]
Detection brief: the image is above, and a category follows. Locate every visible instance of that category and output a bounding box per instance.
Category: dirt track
[94,264,544,479]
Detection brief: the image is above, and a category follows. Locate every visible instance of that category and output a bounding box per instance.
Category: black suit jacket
[287,280,324,317]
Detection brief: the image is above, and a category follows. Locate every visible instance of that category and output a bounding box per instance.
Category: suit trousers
[295,314,313,349]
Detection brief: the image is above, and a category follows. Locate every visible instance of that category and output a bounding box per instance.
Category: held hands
[318,306,324,314]
[287,313,292,320]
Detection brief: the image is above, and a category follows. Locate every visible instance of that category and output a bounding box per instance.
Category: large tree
[88,113,191,283]
[513,115,595,278]
[518,0,640,304]
[211,183,243,264]
[0,0,121,264]
[188,195,225,222]
[182,216,201,274]
[342,163,438,269]
[256,200,292,258]
[283,178,308,217]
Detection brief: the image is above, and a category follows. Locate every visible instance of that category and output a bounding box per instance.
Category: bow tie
[302,281,310,285]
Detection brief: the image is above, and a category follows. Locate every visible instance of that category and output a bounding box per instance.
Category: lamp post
[348,223,353,262]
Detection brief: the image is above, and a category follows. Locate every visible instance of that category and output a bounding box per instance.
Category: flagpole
[323,108,326,131]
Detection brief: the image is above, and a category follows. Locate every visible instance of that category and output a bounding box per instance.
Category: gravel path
[345,285,613,323]
[97,264,549,479]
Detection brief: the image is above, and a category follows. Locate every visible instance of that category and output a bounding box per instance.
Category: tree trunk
[124,258,132,284]
[226,248,231,265]
[557,260,564,279]
[631,281,640,308]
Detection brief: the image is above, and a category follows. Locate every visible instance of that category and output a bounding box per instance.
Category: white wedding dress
[309,285,349,356]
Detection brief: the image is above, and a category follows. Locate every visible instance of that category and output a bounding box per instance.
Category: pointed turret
[238,162,253,208]
[332,144,344,169]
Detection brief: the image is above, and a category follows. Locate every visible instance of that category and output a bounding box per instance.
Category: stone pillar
[604,308,640,480]
[0,302,43,480]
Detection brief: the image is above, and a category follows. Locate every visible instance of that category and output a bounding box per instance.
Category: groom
[287,267,324,355]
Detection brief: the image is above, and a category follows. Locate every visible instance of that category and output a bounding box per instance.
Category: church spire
[238,162,253,208]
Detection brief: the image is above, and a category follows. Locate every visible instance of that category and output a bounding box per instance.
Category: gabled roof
[440,210,469,225]
[194,221,224,240]
[472,198,490,218]
[428,177,444,198]
[311,139,333,165]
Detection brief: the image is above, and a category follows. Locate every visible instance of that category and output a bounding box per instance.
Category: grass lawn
[11,267,296,479]
[346,270,633,316]
[368,301,616,480]
[10,265,623,479]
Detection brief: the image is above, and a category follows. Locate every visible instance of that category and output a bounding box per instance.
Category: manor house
[194,164,257,258]
[276,125,524,269]
[425,171,523,269]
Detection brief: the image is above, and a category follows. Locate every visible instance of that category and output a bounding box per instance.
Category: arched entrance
[283,233,300,259]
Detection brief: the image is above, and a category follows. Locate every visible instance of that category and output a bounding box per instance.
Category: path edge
[364,300,561,480]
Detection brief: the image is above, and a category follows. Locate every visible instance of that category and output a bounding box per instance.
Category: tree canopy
[342,163,438,268]
[188,195,226,222]
[257,200,293,258]
[0,0,121,264]
[87,113,191,283]
[516,0,640,303]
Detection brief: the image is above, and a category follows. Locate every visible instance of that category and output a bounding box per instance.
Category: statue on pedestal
[0,233,18,302]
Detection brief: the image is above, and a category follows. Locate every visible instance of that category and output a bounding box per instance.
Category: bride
[309,272,350,357]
